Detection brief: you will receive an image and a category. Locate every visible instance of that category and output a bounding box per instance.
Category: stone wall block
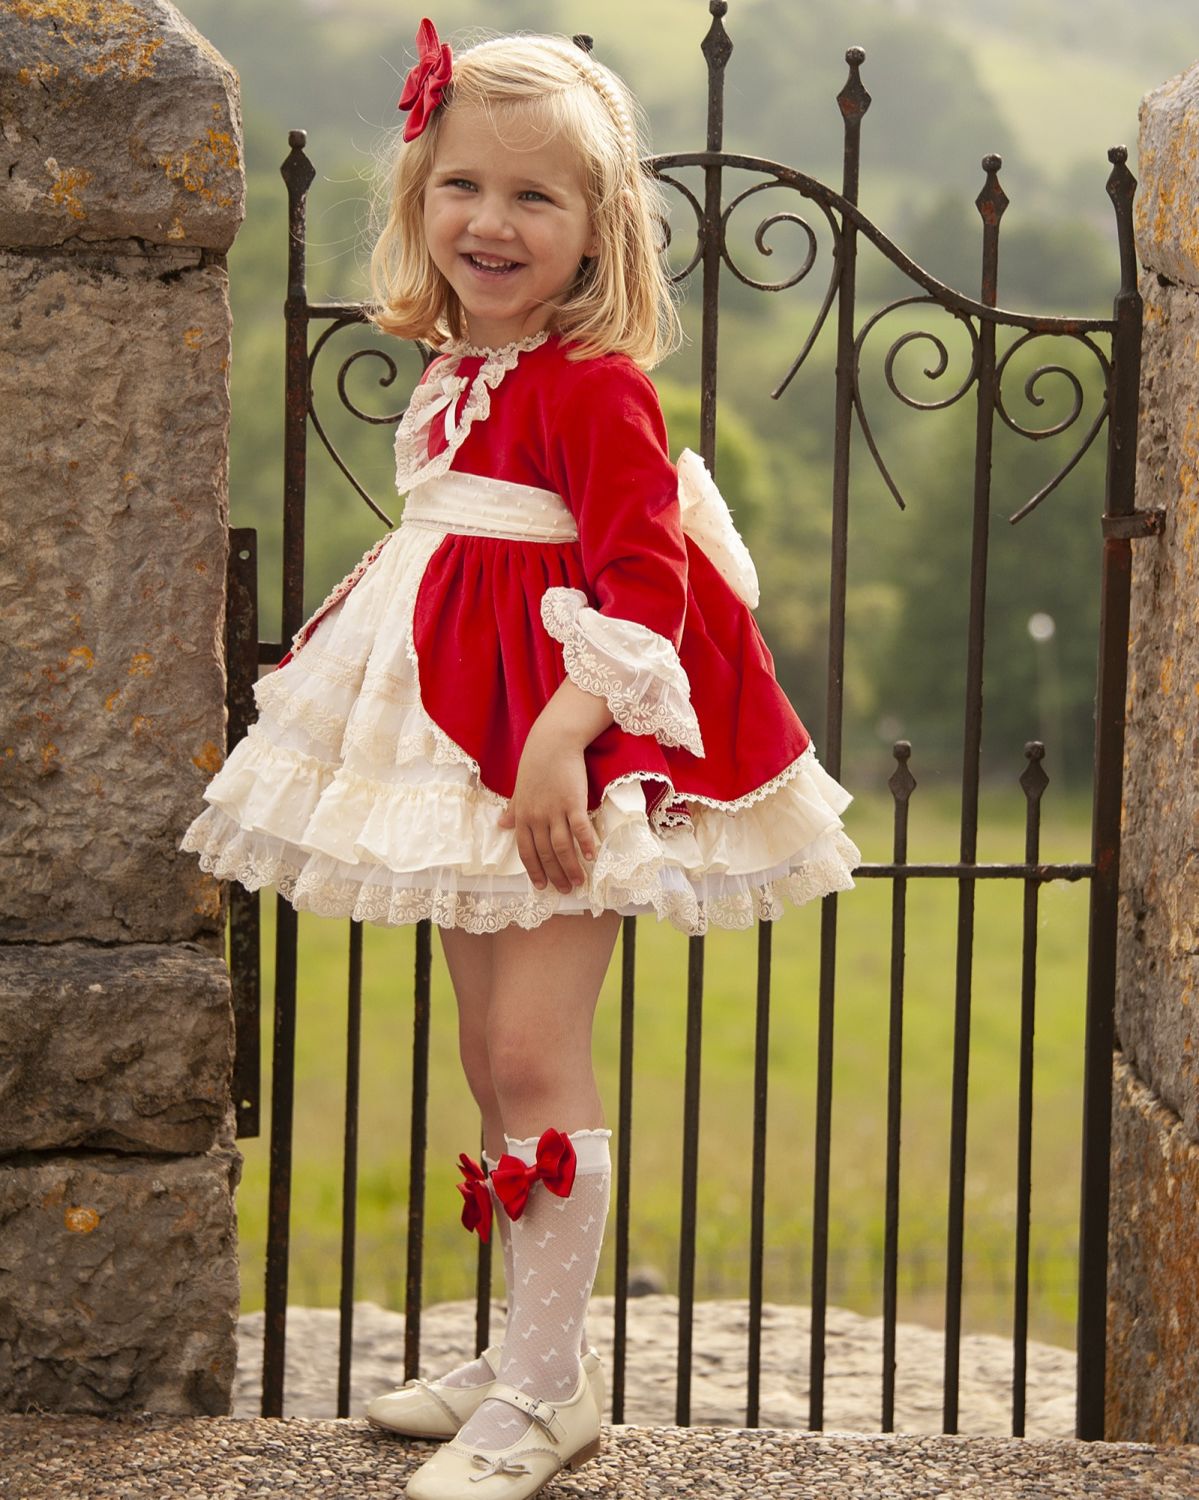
[1136,63,1199,291]
[0,942,233,1156]
[0,0,243,252]
[1106,1053,1199,1443]
[1116,279,1199,1137]
[0,1129,242,1415]
[0,248,231,944]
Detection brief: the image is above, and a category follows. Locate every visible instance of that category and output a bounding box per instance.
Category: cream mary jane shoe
[366,1345,604,1442]
[403,1360,602,1500]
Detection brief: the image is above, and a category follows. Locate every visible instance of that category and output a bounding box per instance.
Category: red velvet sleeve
[546,358,689,648]
[539,356,705,756]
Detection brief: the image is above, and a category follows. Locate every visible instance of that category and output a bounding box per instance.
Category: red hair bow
[491,1129,577,1221]
[456,1153,492,1243]
[397,18,452,142]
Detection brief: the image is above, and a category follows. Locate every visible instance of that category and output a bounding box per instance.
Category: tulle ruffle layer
[180,522,861,935]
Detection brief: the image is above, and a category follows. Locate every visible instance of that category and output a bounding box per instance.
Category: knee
[487,1028,581,1116]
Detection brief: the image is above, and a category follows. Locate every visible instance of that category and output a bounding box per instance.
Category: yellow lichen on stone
[166,214,186,241]
[82,31,162,81]
[10,1,162,80]
[188,871,223,921]
[68,645,94,669]
[159,127,240,208]
[16,61,59,85]
[44,158,92,220]
[182,326,203,350]
[192,740,223,775]
[127,651,153,676]
[64,1206,100,1234]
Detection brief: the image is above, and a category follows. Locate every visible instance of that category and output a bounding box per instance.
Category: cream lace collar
[393,330,550,494]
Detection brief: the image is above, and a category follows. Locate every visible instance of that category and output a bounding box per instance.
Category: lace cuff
[540,586,705,757]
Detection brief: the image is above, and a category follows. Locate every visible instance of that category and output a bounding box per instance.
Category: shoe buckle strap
[402,1376,472,1427]
[487,1381,563,1438]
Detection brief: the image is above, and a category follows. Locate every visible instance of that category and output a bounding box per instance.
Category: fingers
[507,810,595,894]
[569,810,598,862]
[513,820,547,892]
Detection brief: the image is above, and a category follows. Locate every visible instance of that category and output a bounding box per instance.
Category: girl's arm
[497,679,615,893]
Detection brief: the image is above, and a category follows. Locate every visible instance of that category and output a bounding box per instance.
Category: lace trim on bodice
[393,330,549,494]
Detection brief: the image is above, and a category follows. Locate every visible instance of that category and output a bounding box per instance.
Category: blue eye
[519,190,551,203]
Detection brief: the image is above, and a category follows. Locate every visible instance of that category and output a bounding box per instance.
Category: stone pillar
[1107,61,1199,1443]
[0,2,244,1414]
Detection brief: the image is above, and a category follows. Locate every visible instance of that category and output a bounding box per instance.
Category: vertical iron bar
[474,1125,493,1356]
[336,919,364,1417]
[262,898,298,1417]
[281,131,315,648]
[943,154,1007,1434]
[405,919,433,1380]
[675,0,729,1430]
[612,915,637,1424]
[745,918,772,1426]
[1076,146,1141,1442]
[882,741,916,1430]
[810,46,870,1431]
[697,1,729,466]
[227,527,261,1140]
[262,132,317,1418]
[675,933,705,1426]
[1013,743,1048,1436]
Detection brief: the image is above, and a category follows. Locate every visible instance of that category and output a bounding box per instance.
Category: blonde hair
[365,32,681,368]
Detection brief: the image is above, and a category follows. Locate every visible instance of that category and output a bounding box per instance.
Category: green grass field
[231,781,1094,1353]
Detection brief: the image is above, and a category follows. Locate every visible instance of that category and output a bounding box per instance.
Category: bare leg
[438,924,505,1162]
[486,910,621,1135]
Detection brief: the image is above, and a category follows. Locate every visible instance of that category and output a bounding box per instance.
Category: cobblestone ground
[2,1414,1199,1499]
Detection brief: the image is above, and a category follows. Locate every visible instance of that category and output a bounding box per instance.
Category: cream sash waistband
[399,471,579,543]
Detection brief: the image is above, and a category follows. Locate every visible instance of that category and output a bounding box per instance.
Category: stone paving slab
[2,1414,1199,1500]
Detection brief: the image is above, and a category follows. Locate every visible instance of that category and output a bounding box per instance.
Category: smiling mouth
[465,253,522,275]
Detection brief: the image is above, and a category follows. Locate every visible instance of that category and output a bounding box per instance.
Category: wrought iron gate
[222,1,1158,1441]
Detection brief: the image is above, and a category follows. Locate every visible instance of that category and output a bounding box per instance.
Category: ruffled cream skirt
[180,520,861,935]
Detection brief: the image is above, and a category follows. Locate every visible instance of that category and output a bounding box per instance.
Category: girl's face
[423,101,599,348]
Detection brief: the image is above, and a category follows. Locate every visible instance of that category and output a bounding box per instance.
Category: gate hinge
[1102,509,1165,539]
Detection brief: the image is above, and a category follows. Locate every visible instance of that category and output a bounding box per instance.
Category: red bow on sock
[397,18,453,142]
[456,1153,492,1243]
[491,1129,577,1221]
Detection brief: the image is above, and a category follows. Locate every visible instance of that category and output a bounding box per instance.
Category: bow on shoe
[491,1129,577,1221]
[457,1153,493,1243]
[469,1453,532,1482]
[397,17,453,141]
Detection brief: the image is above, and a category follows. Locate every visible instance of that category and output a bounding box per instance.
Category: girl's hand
[497,678,615,894]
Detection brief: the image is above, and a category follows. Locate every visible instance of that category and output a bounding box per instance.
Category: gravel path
[3,1412,1199,1499]
[234,1296,1077,1436]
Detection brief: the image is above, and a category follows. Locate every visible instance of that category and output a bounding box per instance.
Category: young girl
[181,20,859,1499]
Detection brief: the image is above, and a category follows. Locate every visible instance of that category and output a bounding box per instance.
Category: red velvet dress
[181,332,860,933]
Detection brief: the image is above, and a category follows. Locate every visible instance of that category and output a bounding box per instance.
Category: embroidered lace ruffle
[393,331,549,494]
[540,586,705,757]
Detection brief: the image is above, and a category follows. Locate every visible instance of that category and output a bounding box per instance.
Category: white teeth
[468,254,518,270]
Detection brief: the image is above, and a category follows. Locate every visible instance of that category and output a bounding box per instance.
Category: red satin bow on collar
[456,1153,492,1243]
[491,1129,577,1221]
[397,18,453,142]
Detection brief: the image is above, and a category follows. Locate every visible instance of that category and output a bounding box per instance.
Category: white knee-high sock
[438,1151,511,1390]
[452,1127,611,1452]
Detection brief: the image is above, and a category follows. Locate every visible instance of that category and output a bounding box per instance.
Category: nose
[466,192,515,242]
